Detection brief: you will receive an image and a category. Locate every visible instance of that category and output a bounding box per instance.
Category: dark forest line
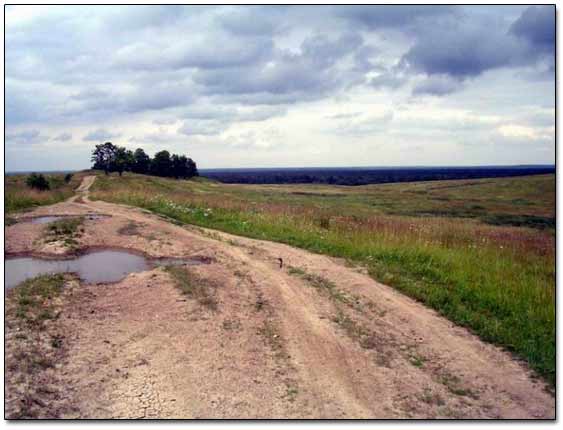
[201,166,555,186]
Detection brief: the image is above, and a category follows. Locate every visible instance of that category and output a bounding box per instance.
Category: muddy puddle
[28,214,110,224]
[5,250,203,290]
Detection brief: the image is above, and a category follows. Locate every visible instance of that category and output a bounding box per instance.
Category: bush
[64,173,73,183]
[25,174,50,191]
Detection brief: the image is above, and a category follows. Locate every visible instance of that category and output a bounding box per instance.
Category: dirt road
[5,176,555,419]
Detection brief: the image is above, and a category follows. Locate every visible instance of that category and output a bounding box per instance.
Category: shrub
[25,173,50,191]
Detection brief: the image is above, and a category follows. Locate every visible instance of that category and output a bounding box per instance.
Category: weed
[117,221,142,236]
[47,217,84,237]
[283,385,299,402]
[44,217,84,250]
[408,353,426,368]
[288,267,355,307]
[438,372,479,400]
[419,388,445,406]
[5,274,70,419]
[258,320,284,352]
[11,274,65,329]
[165,266,217,310]
[50,335,63,349]
[254,294,266,312]
[222,319,241,331]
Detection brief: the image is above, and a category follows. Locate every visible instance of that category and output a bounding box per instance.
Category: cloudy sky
[5,5,555,171]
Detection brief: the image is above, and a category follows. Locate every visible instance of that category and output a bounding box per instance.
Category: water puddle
[30,216,67,224]
[5,250,203,290]
[28,214,110,224]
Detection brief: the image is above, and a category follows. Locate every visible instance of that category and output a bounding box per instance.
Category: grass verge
[91,173,555,385]
[5,172,84,214]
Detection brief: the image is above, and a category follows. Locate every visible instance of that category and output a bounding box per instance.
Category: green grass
[44,216,85,248]
[10,274,65,329]
[87,172,555,385]
[5,172,86,214]
[47,217,84,236]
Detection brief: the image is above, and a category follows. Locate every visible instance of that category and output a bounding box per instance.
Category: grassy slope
[87,173,553,384]
[5,172,86,214]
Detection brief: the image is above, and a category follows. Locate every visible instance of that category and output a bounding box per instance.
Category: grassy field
[5,172,85,214]
[87,172,555,385]
[6,171,554,384]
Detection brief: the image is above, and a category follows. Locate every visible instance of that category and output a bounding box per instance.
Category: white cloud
[4,5,555,170]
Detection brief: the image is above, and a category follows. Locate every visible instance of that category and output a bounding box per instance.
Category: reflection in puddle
[30,216,66,224]
[29,214,110,224]
[5,250,203,290]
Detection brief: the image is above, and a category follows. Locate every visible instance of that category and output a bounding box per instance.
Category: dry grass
[5,172,87,213]
[90,173,555,384]
[165,266,218,310]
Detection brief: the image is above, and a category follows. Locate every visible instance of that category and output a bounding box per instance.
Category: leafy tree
[170,154,185,178]
[26,173,50,191]
[91,142,117,175]
[64,173,73,183]
[90,142,198,180]
[111,147,133,176]
[132,148,150,174]
[186,158,198,178]
[170,154,198,179]
[151,150,172,177]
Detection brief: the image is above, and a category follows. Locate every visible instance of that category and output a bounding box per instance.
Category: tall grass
[5,173,83,213]
[90,174,555,384]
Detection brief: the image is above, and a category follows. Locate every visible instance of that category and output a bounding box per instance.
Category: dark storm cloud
[5,4,555,135]
[413,76,463,96]
[510,6,555,53]
[193,31,367,105]
[216,6,288,36]
[336,5,457,29]
[401,5,554,79]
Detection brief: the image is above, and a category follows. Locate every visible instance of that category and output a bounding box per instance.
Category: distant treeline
[202,166,555,186]
[91,142,198,179]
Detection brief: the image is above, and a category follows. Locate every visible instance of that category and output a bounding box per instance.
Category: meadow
[87,172,555,385]
[5,172,84,214]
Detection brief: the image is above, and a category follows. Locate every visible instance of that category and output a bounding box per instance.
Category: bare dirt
[5,176,555,419]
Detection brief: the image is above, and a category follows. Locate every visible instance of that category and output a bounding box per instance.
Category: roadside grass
[165,265,217,310]
[5,172,85,214]
[91,172,555,385]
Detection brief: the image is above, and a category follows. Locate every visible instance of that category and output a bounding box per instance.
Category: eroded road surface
[5,176,555,419]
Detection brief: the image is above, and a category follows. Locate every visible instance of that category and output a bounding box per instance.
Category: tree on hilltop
[132,148,150,174]
[151,150,172,177]
[91,142,117,175]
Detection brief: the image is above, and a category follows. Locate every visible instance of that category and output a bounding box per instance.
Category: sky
[5,5,555,171]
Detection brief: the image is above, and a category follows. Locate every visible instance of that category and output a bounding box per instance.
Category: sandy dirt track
[5,176,555,419]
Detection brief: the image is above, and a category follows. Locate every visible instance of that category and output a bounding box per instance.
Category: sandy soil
[4,176,555,419]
